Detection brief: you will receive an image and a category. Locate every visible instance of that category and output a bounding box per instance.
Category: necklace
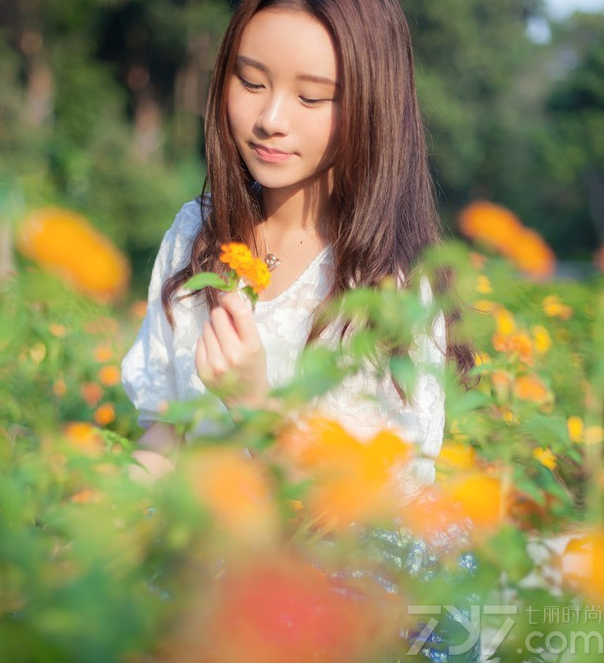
[260,223,281,271]
[259,218,323,272]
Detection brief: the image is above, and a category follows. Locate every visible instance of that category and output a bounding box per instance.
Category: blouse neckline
[251,244,332,310]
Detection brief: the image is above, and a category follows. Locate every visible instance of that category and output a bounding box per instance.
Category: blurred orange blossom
[278,418,412,530]
[559,529,604,602]
[458,201,555,278]
[186,447,279,546]
[16,207,130,302]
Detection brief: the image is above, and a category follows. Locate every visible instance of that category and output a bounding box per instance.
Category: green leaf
[183,272,231,291]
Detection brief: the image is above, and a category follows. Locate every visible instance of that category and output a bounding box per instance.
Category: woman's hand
[195,291,270,409]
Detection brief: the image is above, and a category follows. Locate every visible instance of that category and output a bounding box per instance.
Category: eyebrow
[236,55,340,87]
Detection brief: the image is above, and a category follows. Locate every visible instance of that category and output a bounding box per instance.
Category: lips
[251,143,294,163]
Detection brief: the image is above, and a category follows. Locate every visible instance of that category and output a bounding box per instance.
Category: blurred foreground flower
[559,529,604,602]
[16,207,130,302]
[166,555,402,663]
[184,242,271,307]
[186,447,279,547]
[458,201,555,278]
[278,418,412,530]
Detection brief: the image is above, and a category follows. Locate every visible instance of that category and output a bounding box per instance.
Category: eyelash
[238,75,329,106]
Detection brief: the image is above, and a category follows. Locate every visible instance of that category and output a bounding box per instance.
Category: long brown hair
[163,0,474,385]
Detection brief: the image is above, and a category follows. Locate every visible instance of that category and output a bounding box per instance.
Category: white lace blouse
[122,199,446,493]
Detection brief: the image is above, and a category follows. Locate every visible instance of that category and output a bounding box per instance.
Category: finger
[195,335,210,380]
[202,321,229,376]
[218,292,261,347]
[210,305,242,359]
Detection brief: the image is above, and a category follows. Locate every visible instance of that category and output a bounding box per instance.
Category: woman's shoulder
[168,195,211,242]
[153,195,210,277]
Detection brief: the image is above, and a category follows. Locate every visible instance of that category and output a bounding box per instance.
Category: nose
[255,93,290,137]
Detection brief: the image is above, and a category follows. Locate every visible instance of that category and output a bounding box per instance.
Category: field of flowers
[1,202,603,663]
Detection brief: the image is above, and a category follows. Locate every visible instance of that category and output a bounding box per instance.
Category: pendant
[264,253,281,271]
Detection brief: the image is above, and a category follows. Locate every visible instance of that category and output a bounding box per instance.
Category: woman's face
[227,8,341,197]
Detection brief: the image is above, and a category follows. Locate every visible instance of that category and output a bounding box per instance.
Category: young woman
[122,0,472,500]
[122,1,479,659]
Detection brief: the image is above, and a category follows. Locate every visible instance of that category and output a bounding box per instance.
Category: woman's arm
[130,422,182,483]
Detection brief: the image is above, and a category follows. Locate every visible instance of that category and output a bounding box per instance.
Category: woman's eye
[300,96,328,106]
[239,76,263,91]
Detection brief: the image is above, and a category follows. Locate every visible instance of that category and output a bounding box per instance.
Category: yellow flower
[533,447,557,471]
[567,416,584,443]
[543,295,572,320]
[16,207,130,302]
[494,308,515,336]
[220,242,271,295]
[476,275,492,294]
[531,325,552,355]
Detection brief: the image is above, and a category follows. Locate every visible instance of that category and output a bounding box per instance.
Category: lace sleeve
[121,200,203,428]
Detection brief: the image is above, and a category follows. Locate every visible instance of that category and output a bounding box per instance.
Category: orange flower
[93,344,114,363]
[513,374,550,404]
[16,207,130,302]
[543,295,572,320]
[400,486,467,540]
[81,382,103,407]
[458,202,555,278]
[446,472,506,530]
[94,402,115,426]
[98,365,121,387]
[560,529,604,602]
[459,201,524,251]
[220,242,271,294]
[510,227,556,279]
[63,422,104,454]
[53,378,67,397]
[187,447,278,546]
[280,418,412,529]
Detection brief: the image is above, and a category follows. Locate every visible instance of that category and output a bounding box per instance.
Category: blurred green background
[1,0,603,293]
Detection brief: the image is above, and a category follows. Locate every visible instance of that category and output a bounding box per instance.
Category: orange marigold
[98,365,121,387]
[220,242,271,294]
[458,201,555,278]
[513,373,550,404]
[279,418,412,529]
[94,402,116,426]
[560,529,604,602]
[543,294,572,320]
[187,447,278,546]
[16,208,131,302]
[446,472,506,530]
[81,382,103,407]
[63,422,104,454]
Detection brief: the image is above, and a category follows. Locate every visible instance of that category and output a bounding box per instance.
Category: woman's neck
[260,179,331,245]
